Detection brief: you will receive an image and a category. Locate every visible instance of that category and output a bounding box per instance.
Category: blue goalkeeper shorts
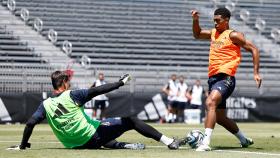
[208,73,236,109]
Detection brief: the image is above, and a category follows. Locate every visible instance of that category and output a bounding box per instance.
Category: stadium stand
[0,26,39,63]
[234,0,280,43]
[0,0,280,96]
[0,21,53,92]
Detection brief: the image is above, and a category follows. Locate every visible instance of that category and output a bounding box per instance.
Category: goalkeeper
[8,71,185,150]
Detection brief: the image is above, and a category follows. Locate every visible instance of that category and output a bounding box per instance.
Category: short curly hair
[214,8,231,19]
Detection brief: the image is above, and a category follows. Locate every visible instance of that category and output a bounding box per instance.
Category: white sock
[172,114,176,122]
[203,128,213,145]
[234,130,247,144]
[165,113,169,122]
[165,111,169,120]
[160,135,174,146]
[167,113,173,122]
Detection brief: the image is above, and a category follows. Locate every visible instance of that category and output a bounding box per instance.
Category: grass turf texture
[1,123,280,158]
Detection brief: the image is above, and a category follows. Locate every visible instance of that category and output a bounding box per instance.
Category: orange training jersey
[208,29,241,77]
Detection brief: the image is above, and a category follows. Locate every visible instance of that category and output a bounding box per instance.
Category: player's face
[171,75,176,81]
[179,77,184,83]
[213,15,229,33]
[99,74,104,80]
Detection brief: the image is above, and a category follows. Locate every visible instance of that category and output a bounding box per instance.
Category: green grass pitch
[1,123,280,158]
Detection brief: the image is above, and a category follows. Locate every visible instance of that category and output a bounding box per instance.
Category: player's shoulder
[229,30,244,39]
[229,30,245,44]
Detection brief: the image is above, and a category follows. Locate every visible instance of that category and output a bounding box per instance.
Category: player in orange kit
[191,8,262,151]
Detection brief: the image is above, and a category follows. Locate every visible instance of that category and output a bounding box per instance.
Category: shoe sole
[196,148,211,152]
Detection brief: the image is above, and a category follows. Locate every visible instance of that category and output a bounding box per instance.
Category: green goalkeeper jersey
[43,90,100,148]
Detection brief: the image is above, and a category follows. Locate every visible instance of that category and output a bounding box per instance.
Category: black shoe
[6,143,31,150]
[168,138,187,150]
[241,138,254,148]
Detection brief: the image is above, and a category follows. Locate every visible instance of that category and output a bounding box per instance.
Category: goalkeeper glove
[119,74,131,85]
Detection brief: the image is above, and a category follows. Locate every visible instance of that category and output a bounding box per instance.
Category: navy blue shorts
[208,73,235,109]
[168,100,178,109]
[177,102,187,110]
[75,118,133,149]
[190,104,200,109]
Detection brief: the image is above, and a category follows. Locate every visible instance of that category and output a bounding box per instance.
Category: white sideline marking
[0,140,60,144]
[0,141,188,149]
[215,150,280,157]
[0,127,190,131]
[1,141,280,156]
[147,146,189,149]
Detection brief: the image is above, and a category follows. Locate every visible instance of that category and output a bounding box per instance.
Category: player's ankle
[202,128,213,145]
[234,130,247,144]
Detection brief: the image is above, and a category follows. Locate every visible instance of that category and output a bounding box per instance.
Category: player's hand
[254,73,262,88]
[119,74,131,85]
[191,10,199,20]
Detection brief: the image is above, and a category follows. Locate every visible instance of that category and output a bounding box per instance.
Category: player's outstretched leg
[92,117,186,150]
[123,117,186,149]
[216,109,254,148]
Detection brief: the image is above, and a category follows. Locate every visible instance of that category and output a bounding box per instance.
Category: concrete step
[0,5,93,88]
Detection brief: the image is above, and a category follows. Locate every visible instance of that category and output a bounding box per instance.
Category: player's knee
[205,98,217,110]
[26,117,37,127]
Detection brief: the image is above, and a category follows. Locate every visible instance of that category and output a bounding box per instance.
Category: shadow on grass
[213,146,264,150]
[33,148,118,150]
[31,148,66,150]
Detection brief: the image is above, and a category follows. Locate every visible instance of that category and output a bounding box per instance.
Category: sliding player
[8,71,186,150]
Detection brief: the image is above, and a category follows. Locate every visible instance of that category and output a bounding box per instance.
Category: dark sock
[123,117,162,141]
[104,140,128,149]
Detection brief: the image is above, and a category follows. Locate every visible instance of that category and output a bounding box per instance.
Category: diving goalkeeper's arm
[70,74,131,106]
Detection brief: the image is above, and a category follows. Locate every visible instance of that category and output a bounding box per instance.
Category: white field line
[0,141,189,149]
[0,127,191,131]
[0,140,60,144]
[0,125,276,131]
[215,150,280,157]
[1,141,280,157]
[0,127,188,130]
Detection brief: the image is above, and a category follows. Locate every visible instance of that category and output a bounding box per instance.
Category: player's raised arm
[230,31,262,88]
[87,74,131,99]
[70,74,131,106]
[191,10,211,40]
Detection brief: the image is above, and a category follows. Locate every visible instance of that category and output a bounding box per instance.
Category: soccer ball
[186,130,205,148]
